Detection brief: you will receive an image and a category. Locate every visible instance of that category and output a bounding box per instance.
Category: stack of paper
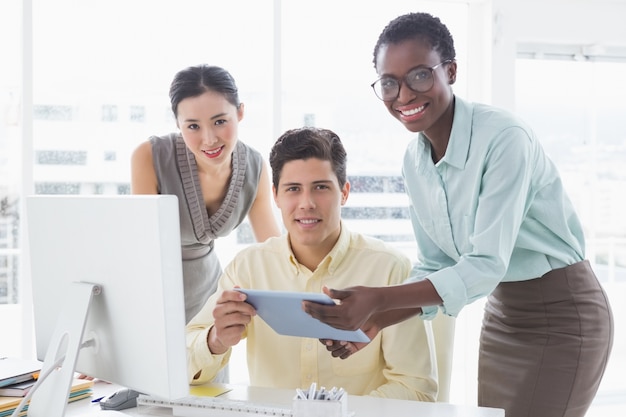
[0,378,94,417]
[0,380,36,397]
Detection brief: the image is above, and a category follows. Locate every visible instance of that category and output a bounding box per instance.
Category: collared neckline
[418,96,473,171]
[283,221,351,275]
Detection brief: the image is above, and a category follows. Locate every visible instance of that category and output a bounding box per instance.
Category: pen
[330,387,345,401]
[91,396,105,403]
[307,382,316,401]
[295,388,307,400]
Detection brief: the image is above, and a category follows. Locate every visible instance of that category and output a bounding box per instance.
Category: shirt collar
[283,221,351,274]
[325,221,351,274]
[419,96,473,170]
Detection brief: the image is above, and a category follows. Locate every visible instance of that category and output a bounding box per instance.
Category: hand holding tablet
[234,289,370,343]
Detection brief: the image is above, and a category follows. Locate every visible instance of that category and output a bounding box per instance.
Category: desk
[65,381,504,417]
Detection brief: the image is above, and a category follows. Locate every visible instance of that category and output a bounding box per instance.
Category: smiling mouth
[398,104,426,116]
[297,219,320,224]
[202,146,223,156]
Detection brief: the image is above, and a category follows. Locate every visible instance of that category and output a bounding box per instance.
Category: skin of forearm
[371,279,442,329]
[380,279,442,309]
[378,279,442,312]
[372,307,423,329]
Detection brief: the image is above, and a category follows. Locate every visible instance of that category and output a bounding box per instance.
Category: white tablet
[235,289,370,343]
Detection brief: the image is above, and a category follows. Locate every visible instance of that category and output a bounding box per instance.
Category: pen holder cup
[293,395,348,417]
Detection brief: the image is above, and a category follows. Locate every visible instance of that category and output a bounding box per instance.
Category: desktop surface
[65,381,504,417]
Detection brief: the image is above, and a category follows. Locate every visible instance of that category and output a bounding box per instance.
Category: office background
[1,0,624,415]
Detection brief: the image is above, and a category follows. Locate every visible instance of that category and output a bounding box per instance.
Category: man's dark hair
[269,127,347,189]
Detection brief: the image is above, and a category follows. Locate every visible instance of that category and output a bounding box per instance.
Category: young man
[186,127,437,401]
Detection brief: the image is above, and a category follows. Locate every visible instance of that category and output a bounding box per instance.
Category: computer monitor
[26,195,189,416]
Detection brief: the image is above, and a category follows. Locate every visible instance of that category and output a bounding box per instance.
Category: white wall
[470,0,626,109]
[508,0,626,45]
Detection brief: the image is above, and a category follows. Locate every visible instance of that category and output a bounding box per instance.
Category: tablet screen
[235,289,370,343]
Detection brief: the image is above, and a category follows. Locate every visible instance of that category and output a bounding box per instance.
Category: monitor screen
[26,195,189,406]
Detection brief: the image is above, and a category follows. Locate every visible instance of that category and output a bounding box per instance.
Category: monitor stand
[28,282,100,417]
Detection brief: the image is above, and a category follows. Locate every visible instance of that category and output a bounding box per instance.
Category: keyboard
[137,394,293,416]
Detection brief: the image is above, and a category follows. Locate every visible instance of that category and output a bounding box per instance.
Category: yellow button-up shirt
[187,224,437,401]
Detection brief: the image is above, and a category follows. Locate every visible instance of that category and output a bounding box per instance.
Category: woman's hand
[319,319,381,359]
[302,286,382,331]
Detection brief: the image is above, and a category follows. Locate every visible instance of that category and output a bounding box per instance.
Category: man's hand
[302,285,381,330]
[208,289,256,354]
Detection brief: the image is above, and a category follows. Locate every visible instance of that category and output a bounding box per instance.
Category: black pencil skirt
[478,260,613,417]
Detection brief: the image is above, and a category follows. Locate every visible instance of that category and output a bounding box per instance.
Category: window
[35,182,81,194]
[129,105,145,123]
[103,151,117,162]
[0,0,22,315]
[33,105,74,121]
[36,150,87,165]
[102,105,118,122]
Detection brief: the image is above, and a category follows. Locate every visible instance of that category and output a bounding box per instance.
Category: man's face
[273,158,349,259]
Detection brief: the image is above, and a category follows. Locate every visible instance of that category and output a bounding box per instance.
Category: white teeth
[299,219,318,224]
[203,148,220,155]
[401,105,425,116]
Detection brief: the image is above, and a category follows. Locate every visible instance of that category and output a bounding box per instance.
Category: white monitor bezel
[26,194,189,403]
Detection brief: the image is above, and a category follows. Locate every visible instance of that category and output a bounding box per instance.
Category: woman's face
[374,38,456,135]
[175,90,244,168]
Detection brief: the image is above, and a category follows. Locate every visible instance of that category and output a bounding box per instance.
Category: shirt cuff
[420,305,439,320]
[190,327,231,384]
[423,268,469,317]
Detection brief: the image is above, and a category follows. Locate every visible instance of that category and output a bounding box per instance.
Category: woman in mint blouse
[304,12,613,417]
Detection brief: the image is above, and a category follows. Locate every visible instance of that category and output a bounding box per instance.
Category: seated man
[186,127,437,401]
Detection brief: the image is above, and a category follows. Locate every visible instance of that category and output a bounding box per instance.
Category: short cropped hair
[372,12,456,69]
[269,127,347,189]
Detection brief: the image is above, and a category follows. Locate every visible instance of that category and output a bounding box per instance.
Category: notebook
[0,358,42,389]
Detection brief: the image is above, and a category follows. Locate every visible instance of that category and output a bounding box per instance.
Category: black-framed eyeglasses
[370,60,453,101]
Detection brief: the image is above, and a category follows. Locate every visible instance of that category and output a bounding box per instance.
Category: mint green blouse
[404,96,585,318]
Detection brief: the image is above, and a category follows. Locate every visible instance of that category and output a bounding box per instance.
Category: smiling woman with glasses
[371,59,453,101]
[304,11,613,417]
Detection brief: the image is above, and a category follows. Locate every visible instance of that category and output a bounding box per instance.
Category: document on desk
[1,378,94,414]
[236,289,370,343]
[189,384,232,397]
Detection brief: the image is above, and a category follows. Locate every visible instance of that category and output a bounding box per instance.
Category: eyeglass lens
[372,66,437,101]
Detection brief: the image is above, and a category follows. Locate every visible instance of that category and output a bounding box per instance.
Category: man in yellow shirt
[186,127,437,401]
